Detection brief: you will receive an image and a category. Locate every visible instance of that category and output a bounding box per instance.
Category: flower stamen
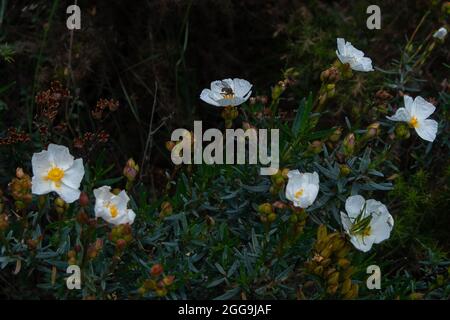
[107,203,118,218]
[294,188,304,199]
[409,116,419,128]
[45,166,65,188]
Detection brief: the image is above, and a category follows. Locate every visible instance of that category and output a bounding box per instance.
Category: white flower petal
[350,57,373,72]
[350,234,375,252]
[336,38,373,72]
[287,169,301,179]
[62,158,84,189]
[345,195,366,219]
[56,183,81,203]
[433,27,447,40]
[47,144,74,170]
[412,96,435,120]
[232,78,252,98]
[31,150,52,176]
[415,119,438,142]
[200,89,220,106]
[337,38,346,56]
[94,186,112,201]
[386,107,409,122]
[371,208,394,244]
[31,176,52,195]
[127,209,136,224]
[403,95,414,114]
[216,96,248,107]
[340,211,352,233]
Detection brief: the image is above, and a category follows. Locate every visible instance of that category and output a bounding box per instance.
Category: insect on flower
[340,195,394,252]
[200,78,252,107]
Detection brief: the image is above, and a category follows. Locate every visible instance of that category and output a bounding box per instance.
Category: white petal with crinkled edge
[345,195,366,220]
[433,27,447,40]
[370,207,394,244]
[32,150,52,177]
[200,89,220,106]
[386,107,409,122]
[62,158,84,189]
[285,170,320,209]
[412,96,436,120]
[93,186,135,225]
[415,119,438,142]
[56,183,81,203]
[47,144,74,170]
[336,38,373,72]
[31,176,52,195]
[233,78,252,98]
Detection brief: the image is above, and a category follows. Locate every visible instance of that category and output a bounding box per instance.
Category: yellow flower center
[107,203,119,218]
[46,167,65,188]
[409,116,419,128]
[294,188,304,199]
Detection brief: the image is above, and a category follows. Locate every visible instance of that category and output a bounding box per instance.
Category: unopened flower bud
[123,158,139,181]
[0,213,9,231]
[162,275,175,286]
[329,127,342,142]
[160,201,173,217]
[79,192,89,207]
[339,164,351,176]
[16,167,25,179]
[395,123,411,140]
[308,140,323,154]
[365,122,380,139]
[150,263,164,277]
[267,213,277,222]
[116,239,127,251]
[343,133,355,156]
[55,197,66,208]
[258,203,273,215]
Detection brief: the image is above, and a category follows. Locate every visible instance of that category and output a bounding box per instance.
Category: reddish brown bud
[150,263,164,277]
[79,192,89,207]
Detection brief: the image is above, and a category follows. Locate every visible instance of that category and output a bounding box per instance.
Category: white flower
[387,95,438,142]
[336,38,374,72]
[433,27,447,40]
[31,144,84,203]
[200,78,252,107]
[285,170,319,208]
[340,195,394,253]
[93,186,136,225]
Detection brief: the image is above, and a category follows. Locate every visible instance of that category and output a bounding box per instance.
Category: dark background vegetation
[2,0,447,181]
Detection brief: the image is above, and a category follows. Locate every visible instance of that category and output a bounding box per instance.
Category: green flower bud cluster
[109,224,133,252]
[138,263,176,298]
[305,225,358,299]
[54,197,69,215]
[269,168,289,195]
[9,168,32,211]
[258,203,277,224]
